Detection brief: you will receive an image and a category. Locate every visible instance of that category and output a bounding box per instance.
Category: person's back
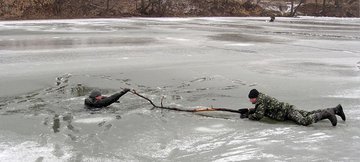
[249,93,293,121]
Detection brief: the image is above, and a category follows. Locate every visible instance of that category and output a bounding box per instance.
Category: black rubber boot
[330,104,346,121]
[315,110,337,126]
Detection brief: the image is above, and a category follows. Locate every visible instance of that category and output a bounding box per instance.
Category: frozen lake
[0,17,360,161]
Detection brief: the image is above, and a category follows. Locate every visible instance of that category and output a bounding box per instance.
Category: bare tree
[106,0,110,11]
[290,0,304,17]
[334,0,343,14]
[256,0,261,5]
[322,0,327,16]
[136,0,171,16]
[138,0,151,15]
[0,0,4,17]
[294,0,305,16]
[290,0,294,16]
[53,0,63,15]
[346,0,357,5]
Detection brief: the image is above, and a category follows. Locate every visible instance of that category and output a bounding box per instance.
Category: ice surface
[0,17,360,161]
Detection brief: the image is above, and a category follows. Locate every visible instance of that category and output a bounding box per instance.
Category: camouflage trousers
[286,108,323,126]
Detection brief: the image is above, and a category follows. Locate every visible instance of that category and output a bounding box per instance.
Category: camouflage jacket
[248,93,293,121]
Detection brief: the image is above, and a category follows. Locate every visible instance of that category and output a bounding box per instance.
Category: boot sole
[337,104,346,121]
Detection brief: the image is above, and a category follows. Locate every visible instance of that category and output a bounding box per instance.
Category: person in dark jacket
[84,88,130,109]
[242,89,346,126]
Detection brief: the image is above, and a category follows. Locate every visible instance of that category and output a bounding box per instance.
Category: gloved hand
[248,108,256,114]
[240,112,249,119]
[238,108,249,119]
[238,108,249,114]
[123,88,130,93]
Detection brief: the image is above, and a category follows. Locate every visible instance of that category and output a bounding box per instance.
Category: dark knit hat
[248,89,259,98]
[89,90,101,99]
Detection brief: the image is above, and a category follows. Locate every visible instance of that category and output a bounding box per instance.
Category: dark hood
[89,90,101,99]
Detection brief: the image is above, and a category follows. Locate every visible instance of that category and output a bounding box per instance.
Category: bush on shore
[0,0,358,20]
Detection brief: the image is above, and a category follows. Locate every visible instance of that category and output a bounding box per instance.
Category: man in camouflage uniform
[242,89,346,126]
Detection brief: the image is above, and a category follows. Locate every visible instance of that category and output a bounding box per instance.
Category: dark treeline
[0,0,359,20]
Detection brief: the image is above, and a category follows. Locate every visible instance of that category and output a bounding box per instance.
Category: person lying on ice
[240,89,346,126]
[85,88,130,109]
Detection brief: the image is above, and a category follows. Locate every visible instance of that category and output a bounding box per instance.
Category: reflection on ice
[0,36,155,50]
[293,132,333,143]
[249,58,359,77]
[74,117,114,124]
[256,127,292,137]
[0,141,72,161]
[195,126,233,133]
[328,88,360,99]
[164,37,190,41]
[225,43,254,46]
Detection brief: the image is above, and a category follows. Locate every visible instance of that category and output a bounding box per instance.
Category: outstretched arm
[94,88,130,107]
[248,104,265,120]
[238,108,256,118]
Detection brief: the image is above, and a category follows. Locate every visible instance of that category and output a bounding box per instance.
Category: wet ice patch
[343,51,354,54]
[134,132,230,159]
[141,17,192,22]
[211,124,225,128]
[193,141,227,152]
[293,132,332,143]
[0,19,123,33]
[196,127,221,133]
[165,37,189,41]
[257,127,292,137]
[195,124,233,133]
[63,97,84,101]
[225,43,254,46]
[214,144,279,162]
[220,145,253,157]
[74,117,114,124]
[245,137,268,143]
[327,88,360,99]
[0,141,72,161]
[209,33,276,43]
